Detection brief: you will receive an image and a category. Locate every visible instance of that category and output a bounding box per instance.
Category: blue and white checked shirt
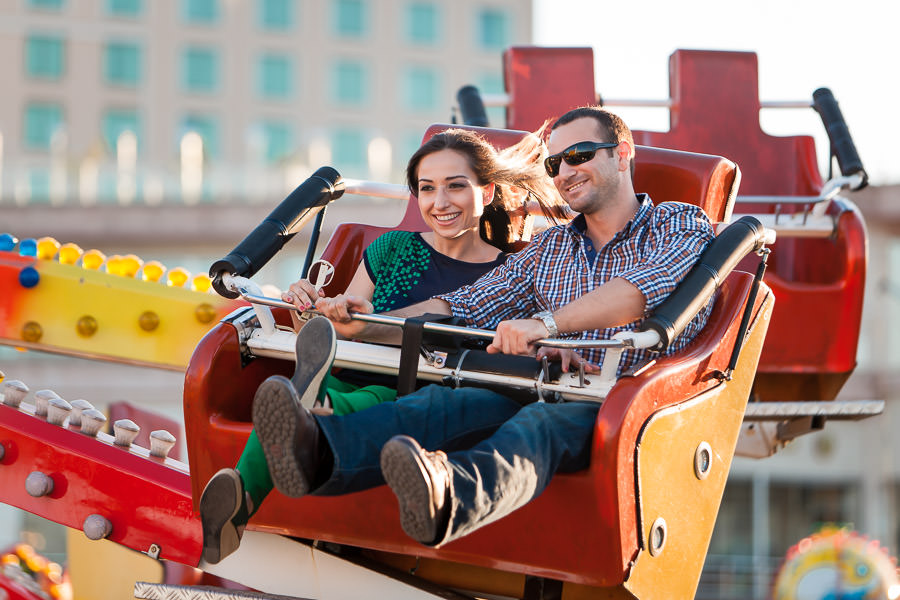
[438,195,716,374]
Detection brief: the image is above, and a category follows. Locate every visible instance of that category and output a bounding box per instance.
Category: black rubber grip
[457,85,490,127]
[812,88,868,189]
[209,167,345,298]
[640,216,768,352]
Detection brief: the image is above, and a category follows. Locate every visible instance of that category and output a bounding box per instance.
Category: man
[242,107,715,550]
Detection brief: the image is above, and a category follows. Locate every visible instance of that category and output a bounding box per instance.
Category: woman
[200,128,563,564]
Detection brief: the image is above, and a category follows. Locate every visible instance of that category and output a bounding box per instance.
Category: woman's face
[415,149,494,241]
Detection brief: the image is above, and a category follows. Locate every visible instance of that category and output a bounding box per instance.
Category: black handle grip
[209,167,345,298]
[812,88,868,189]
[640,216,768,352]
[456,85,490,127]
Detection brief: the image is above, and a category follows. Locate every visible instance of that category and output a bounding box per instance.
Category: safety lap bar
[236,292,662,351]
[640,216,769,352]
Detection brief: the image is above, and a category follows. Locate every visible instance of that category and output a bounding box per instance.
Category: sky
[533,0,900,186]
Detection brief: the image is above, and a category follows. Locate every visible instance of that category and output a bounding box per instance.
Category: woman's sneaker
[200,468,250,564]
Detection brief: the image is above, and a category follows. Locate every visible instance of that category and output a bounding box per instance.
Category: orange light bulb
[58,243,83,265]
[36,237,60,260]
[142,261,166,282]
[81,249,106,270]
[191,273,212,292]
[167,267,190,287]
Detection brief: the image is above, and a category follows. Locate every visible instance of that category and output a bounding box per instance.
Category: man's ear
[482,182,496,206]
[616,140,634,173]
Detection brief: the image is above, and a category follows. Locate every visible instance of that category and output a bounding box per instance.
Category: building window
[106,0,142,16]
[258,53,292,99]
[28,0,64,10]
[332,128,366,171]
[182,46,219,92]
[181,115,219,158]
[260,121,292,163]
[25,35,65,80]
[24,103,64,150]
[102,109,140,154]
[406,3,437,45]
[259,0,293,30]
[182,0,218,24]
[333,0,366,38]
[104,42,141,86]
[332,60,367,105]
[404,66,439,111]
[477,8,509,50]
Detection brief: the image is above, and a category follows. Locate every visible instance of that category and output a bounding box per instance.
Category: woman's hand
[535,346,600,374]
[282,279,322,311]
[315,294,374,338]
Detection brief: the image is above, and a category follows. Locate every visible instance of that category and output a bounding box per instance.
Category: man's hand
[315,294,374,338]
[487,318,549,356]
[536,347,600,373]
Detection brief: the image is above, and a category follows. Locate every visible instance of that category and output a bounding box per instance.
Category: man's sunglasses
[544,141,620,177]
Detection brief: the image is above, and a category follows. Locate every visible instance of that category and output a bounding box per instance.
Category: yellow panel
[66,528,164,600]
[625,294,773,600]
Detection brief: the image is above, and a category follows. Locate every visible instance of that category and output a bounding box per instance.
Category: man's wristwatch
[532,310,558,338]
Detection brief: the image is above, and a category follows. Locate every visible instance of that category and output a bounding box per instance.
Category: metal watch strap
[532,310,558,338]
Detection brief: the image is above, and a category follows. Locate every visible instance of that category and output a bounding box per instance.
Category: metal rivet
[113,419,140,447]
[47,397,73,426]
[138,311,160,332]
[2,380,29,408]
[25,471,54,497]
[648,517,667,557]
[33,390,60,417]
[83,514,113,540]
[694,441,712,480]
[68,399,94,427]
[76,315,98,337]
[22,321,43,343]
[149,430,176,459]
[194,303,216,324]
[80,409,107,437]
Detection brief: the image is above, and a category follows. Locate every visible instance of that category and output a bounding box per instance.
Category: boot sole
[200,469,243,564]
[380,437,439,545]
[253,376,311,498]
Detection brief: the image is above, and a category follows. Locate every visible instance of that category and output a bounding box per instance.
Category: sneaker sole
[292,317,337,411]
[253,376,311,498]
[200,469,243,564]
[380,438,438,545]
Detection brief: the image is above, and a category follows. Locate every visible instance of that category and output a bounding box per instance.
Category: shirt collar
[566,193,653,240]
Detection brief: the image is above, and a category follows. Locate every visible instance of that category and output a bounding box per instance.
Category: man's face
[547,118,622,215]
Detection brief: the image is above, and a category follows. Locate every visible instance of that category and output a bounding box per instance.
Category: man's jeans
[314,384,601,545]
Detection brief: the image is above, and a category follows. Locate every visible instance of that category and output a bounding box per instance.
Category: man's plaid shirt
[438,195,716,375]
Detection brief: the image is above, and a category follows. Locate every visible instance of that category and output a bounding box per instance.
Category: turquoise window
[333,0,366,37]
[106,0,142,16]
[477,9,508,50]
[104,42,141,86]
[181,115,219,158]
[182,0,218,23]
[406,3,437,45]
[258,54,292,99]
[24,103,64,150]
[28,170,51,203]
[102,109,140,153]
[259,0,294,29]
[332,128,367,170]
[404,67,439,111]
[182,47,219,92]
[28,0,64,10]
[261,121,292,162]
[26,35,65,80]
[333,60,367,105]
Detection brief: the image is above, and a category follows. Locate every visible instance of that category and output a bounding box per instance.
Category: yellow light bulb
[167,267,191,287]
[58,243,83,265]
[142,260,166,282]
[105,255,124,276]
[120,254,143,278]
[81,249,106,270]
[191,273,212,292]
[36,237,60,260]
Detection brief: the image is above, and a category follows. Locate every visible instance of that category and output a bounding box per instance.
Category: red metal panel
[0,406,200,566]
[504,47,596,132]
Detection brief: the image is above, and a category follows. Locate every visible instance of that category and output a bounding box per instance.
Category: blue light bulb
[19,238,37,257]
[0,233,17,252]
